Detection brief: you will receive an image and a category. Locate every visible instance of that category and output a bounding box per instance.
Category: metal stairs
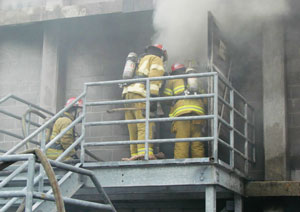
[32,163,84,212]
[0,94,116,212]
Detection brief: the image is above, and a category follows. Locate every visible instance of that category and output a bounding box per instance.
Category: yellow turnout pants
[46,148,75,161]
[172,119,205,159]
[125,93,154,157]
[46,142,76,161]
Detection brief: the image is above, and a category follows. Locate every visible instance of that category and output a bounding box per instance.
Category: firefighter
[164,63,205,159]
[122,44,167,160]
[46,97,83,161]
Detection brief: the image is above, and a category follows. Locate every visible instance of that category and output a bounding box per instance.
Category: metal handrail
[86,93,214,106]
[0,109,41,128]
[81,71,256,176]
[0,95,54,153]
[83,72,219,161]
[0,94,53,116]
[85,72,216,86]
[0,130,40,146]
[4,94,85,156]
[85,115,215,126]
[0,95,89,211]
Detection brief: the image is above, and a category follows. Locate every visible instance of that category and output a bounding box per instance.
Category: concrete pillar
[263,18,288,181]
[39,22,61,113]
[263,17,289,181]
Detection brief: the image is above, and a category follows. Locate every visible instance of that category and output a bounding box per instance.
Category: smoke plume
[152,0,290,66]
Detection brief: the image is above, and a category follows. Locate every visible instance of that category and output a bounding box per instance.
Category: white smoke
[152,0,290,66]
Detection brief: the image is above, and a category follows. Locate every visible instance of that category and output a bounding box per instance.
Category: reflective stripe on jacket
[122,54,165,97]
[164,78,205,117]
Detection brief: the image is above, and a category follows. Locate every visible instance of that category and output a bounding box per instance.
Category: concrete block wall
[60,12,154,161]
[0,24,44,152]
[286,17,300,179]
[0,11,157,161]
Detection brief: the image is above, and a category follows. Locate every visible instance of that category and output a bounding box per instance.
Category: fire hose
[21,109,48,150]
[0,149,66,212]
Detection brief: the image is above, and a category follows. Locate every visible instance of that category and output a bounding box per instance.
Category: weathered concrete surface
[262,18,289,181]
[39,22,61,113]
[285,13,300,181]
[0,9,154,160]
[0,24,43,151]
[0,0,153,27]
[60,12,154,161]
[245,181,300,197]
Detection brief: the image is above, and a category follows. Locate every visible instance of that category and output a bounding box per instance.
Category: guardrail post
[244,103,249,175]
[144,79,150,160]
[81,86,87,164]
[26,105,32,148]
[38,129,46,193]
[213,74,219,162]
[206,185,216,212]
[26,155,35,212]
[230,90,234,169]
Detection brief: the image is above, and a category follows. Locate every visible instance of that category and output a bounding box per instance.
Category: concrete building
[0,0,300,211]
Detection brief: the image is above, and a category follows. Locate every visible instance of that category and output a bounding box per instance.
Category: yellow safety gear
[122,54,165,98]
[172,120,205,158]
[46,112,76,161]
[173,85,185,95]
[164,78,205,117]
[164,78,205,158]
[124,93,154,157]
